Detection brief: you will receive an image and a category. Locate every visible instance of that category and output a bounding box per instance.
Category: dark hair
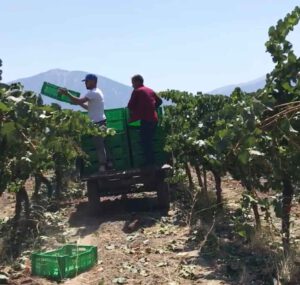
[132,74,144,84]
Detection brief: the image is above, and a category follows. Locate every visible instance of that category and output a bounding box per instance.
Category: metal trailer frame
[81,165,171,215]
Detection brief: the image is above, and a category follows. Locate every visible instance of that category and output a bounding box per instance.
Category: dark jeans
[140,120,157,166]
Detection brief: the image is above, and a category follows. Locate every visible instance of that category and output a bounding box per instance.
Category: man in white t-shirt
[59,74,108,172]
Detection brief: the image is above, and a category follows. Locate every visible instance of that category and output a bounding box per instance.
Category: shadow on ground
[68,195,167,238]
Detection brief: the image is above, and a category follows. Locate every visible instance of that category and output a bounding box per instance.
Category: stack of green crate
[81,108,131,174]
[80,136,99,175]
[128,126,168,168]
[40,81,169,173]
[105,108,131,170]
[126,107,168,168]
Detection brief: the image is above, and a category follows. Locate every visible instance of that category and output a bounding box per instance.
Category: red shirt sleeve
[128,90,138,110]
[154,92,162,108]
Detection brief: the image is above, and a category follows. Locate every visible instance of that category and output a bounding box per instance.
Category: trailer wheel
[157,180,170,212]
[87,180,101,215]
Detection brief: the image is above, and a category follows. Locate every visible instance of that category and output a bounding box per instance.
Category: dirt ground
[1,176,300,285]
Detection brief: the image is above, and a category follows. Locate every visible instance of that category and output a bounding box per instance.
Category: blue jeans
[94,120,109,166]
[140,120,157,166]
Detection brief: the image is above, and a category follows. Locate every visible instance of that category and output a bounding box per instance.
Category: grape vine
[0,82,112,218]
[160,6,300,253]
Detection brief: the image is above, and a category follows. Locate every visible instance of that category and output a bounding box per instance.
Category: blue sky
[1,0,299,92]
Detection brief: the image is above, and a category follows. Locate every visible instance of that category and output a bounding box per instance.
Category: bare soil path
[4,176,300,284]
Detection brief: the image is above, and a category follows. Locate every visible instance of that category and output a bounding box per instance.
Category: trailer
[81,165,171,215]
[40,82,172,213]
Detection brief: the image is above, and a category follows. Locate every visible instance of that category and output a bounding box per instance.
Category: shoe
[106,161,114,170]
[98,165,106,172]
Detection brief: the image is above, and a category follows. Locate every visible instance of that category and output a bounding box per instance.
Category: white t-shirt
[84,88,106,122]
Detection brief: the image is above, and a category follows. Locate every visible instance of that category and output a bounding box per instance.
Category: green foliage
[0,58,2,81]
[160,6,300,249]
[0,82,111,195]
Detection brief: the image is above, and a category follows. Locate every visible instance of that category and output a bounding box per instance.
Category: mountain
[9,69,133,110]
[209,76,266,95]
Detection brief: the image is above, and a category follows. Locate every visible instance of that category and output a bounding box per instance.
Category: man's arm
[128,90,138,110]
[154,93,163,109]
[59,88,89,108]
[78,102,88,110]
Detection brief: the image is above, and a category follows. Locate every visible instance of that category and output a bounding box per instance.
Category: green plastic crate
[82,158,130,174]
[85,147,130,164]
[82,163,98,175]
[129,143,164,155]
[132,152,169,168]
[81,133,129,151]
[81,107,166,172]
[111,157,131,170]
[128,127,166,144]
[105,108,126,133]
[41,82,80,104]
[82,144,130,159]
[83,148,131,173]
[31,245,97,281]
[109,146,130,158]
[106,120,126,133]
[104,108,126,121]
[126,107,163,127]
[81,109,126,132]
[105,133,129,149]
[81,135,95,150]
[81,132,131,173]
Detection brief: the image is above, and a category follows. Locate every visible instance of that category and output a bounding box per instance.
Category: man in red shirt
[128,75,162,166]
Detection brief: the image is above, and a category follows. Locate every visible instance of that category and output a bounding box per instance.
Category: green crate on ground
[41,82,80,104]
[31,245,97,281]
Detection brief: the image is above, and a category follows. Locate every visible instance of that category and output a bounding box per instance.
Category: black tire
[157,180,170,211]
[87,180,101,215]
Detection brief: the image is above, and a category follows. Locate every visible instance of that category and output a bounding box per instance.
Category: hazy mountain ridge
[9,69,267,109]
[9,69,133,110]
[209,76,266,95]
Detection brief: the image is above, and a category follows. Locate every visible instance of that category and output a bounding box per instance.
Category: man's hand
[58,88,88,107]
[58,88,69,96]
[155,95,163,109]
